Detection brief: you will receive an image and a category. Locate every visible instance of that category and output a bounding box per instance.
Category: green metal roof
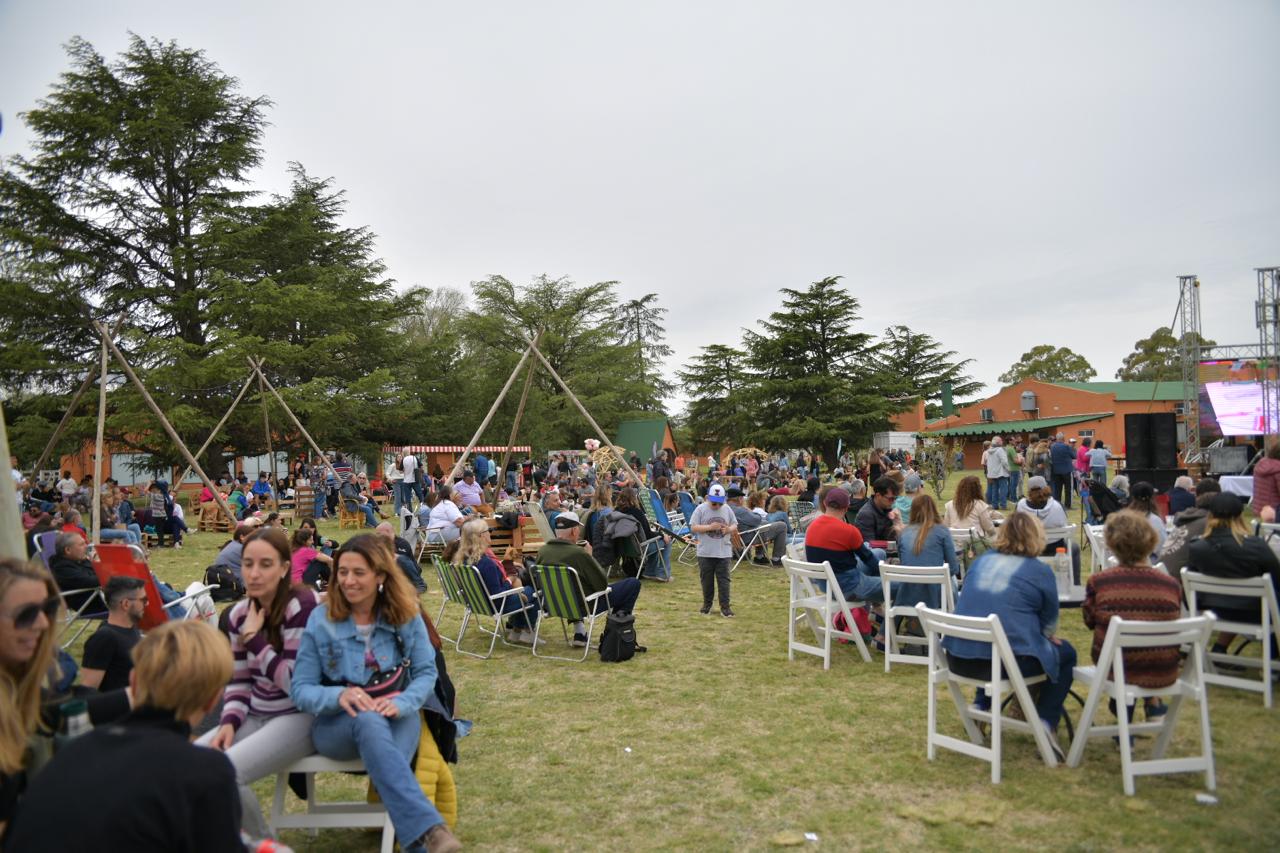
[613,417,674,461]
[924,412,1113,437]
[1056,381,1187,401]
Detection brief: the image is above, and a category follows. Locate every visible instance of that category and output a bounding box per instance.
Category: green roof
[924,413,1113,437]
[1056,381,1187,401]
[613,417,674,461]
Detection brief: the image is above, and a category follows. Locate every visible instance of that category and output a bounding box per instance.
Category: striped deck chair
[453,563,538,660]
[430,556,467,650]
[531,564,611,662]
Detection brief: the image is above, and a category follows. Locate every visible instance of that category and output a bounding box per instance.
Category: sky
[2,1,1276,410]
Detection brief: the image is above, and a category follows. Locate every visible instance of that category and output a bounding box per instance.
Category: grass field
[104,472,1278,851]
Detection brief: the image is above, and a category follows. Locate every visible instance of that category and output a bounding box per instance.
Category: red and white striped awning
[383,445,531,454]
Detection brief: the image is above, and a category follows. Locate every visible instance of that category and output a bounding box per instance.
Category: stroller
[1085,477,1126,522]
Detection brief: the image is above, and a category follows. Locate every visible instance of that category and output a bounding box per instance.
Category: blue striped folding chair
[532,564,611,662]
[452,563,538,660]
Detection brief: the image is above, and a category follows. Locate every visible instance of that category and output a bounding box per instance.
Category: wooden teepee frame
[20,324,348,542]
[446,332,644,490]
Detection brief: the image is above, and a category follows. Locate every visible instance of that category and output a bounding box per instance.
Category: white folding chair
[948,527,976,579]
[1182,569,1280,708]
[730,521,785,573]
[526,502,556,543]
[1084,524,1109,573]
[879,564,954,672]
[1042,524,1079,583]
[781,556,872,668]
[1066,614,1217,795]
[785,541,805,561]
[916,606,1061,782]
[269,755,393,853]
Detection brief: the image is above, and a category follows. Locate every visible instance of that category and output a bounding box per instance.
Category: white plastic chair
[916,606,1061,782]
[1066,614,1217,795]
[1084,524,1109,572]
[1042,524,1080,583]
[1182,569,1280,708]
[781,556,872,668]
[879,564,954,672]
[269,755,393,853]
[948,527,976,579]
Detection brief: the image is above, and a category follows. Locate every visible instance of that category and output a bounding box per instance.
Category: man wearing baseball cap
[805,486,887,603]
[687,484,740,616]
[538,510,642,646]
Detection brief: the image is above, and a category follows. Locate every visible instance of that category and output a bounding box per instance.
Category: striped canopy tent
[382,445,532,480]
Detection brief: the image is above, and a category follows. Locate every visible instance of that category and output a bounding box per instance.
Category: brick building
[921,379,1186,469]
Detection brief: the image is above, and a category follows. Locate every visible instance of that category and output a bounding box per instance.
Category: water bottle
[56,699,92,751]
[1053,547,1071,595]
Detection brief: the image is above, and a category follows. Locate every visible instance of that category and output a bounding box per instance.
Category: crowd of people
[4,436,1278,849]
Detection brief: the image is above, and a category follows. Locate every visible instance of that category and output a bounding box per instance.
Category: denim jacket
[292,606,437,719]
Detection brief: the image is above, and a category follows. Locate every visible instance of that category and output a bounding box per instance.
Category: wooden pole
[174,370,257,488]
[259,370,275,480]
[447,344,534,483]
[31,319,125,478]
[522,335,644,488]
[498,332,540,491]
[247,359,343,487]
[0,405,25,561]
[91,338,108,545]
[96,323,238,527]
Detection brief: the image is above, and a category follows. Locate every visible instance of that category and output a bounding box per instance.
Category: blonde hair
[767,495,789,513]
[994,512,1046,558]
[1105,511,1159,565]
[327,534,420,626]
[131,621,232,721]
[1205,514,1248,545]
[455,518,491,567]
[0,558,61,774]
[747,490,767,511]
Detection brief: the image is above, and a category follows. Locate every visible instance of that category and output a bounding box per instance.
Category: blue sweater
[895,525,959,609]
[942,551,1064,681]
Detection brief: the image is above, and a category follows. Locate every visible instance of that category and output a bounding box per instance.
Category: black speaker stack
[1123,412,1186,492]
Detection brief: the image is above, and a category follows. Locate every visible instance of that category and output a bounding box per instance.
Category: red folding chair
[92,544,171,630]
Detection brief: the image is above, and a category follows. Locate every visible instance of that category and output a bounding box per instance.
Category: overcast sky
[2,1,1276,408]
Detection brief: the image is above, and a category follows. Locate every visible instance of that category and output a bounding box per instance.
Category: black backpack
[599,610,637,662]
[203,564,246,602]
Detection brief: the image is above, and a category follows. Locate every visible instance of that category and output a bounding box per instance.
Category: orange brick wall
[926,380,1182,469]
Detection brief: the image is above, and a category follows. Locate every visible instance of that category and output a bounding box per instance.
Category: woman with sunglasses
[0,558,62,841]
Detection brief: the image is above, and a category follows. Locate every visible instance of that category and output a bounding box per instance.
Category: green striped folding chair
[453,562,538,660]
[431,556,466,650]
[532,564,611,662]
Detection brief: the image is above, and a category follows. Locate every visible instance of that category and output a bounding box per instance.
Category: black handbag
[363,626,411,698]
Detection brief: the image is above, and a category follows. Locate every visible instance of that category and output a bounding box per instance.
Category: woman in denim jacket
[292,534,461,853]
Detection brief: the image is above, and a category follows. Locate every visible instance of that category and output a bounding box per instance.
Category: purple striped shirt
[220,588,319,729]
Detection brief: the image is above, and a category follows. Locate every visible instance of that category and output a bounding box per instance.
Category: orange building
[921,380,1186,469]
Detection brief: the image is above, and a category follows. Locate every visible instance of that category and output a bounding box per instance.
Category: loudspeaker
[1151,412,1178,468]
[1123,468,1187,494]
[1124,414,1152,470]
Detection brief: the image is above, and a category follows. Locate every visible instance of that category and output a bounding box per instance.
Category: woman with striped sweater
[196,526,320,839]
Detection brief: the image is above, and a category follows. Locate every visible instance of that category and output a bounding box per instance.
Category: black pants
[1050,472,1073,509]
[698,556,731,609]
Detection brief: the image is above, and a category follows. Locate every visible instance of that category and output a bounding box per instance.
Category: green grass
[93,473,1278,851]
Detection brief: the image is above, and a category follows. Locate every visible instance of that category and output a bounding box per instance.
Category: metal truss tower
[1258,267,1280,440]
[1178,275,1202,464]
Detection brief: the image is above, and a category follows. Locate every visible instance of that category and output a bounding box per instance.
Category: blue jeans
[988,477,1008,509]
[1008,470,1022,501]
[313,490,326,519]
[506,471,518,494]
[99,528,140,546]
[398,481,416,513]
[392,482,404,515]
[640,539,673,580]
[311,711,444,847]
[595,577,640,614]
[1090,467,1106,486]
[949,639,1078,729]
[349,502,378,528]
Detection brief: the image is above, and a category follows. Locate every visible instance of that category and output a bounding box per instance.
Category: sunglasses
[3,597,61,630]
